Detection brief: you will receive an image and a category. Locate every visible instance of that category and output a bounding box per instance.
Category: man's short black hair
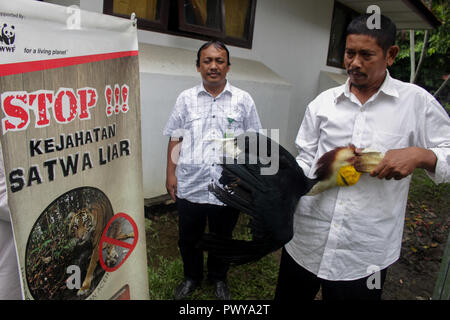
[346,14,397,54]
[196,40,231,67]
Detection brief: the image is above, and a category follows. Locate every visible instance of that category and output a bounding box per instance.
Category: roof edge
[402,0,442,29]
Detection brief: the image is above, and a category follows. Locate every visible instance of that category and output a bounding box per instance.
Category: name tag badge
[224,117,235,138]
[224,130,234,139]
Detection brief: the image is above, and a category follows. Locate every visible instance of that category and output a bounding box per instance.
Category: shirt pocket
[184,112,204,130]
[371,130,409,153]
[226,111,244,129]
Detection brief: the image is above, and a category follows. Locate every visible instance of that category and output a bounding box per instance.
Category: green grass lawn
[146,213,280,300]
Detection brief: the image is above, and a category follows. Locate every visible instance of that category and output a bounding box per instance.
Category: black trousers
[176,197,240,282]
[275,248,388,300]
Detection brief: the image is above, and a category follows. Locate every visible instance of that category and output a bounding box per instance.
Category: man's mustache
[347,69,367,77]
[207,71,221,76]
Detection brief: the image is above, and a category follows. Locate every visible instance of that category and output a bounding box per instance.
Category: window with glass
[326,1,359,68]
[104,0,257,48]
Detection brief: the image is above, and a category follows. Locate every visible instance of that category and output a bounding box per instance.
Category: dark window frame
[103,0,257,49]
[223,0,256,49]
[178,0,226,38]
[326,1,359,69]
[103,0,170,32]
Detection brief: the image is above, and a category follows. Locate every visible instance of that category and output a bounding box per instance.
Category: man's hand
[166,173,177,202]
[369,147,437,180]
[166,138,182,201]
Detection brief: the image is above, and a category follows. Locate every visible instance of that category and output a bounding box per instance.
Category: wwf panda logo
[1,23,15,45]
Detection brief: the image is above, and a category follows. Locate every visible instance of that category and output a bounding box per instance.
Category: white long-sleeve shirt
[285,71,450,281]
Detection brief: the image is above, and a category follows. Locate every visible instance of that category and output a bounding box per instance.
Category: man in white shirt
[275,14,450,300]
[164,41,262,300]
[0,146,22,300]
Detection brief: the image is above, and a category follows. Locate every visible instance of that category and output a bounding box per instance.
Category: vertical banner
[0,1,149,299]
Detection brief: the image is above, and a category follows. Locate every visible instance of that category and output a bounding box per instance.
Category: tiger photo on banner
[0,0,149,300]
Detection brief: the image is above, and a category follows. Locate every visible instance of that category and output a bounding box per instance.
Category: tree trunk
[434,76,449,98]
[413,30,429,84]
[410,30,416,83]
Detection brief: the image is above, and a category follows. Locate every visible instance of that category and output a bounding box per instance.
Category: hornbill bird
[199,132,383,265]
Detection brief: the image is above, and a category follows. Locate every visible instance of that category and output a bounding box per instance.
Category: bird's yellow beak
[336,165,361,186]
[336,150,385,187]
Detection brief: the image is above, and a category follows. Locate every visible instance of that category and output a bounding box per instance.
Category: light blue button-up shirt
[163,81,262,205]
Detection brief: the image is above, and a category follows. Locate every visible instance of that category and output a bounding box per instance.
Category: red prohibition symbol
[99,212,138,272]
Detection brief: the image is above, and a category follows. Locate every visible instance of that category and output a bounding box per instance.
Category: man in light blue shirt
[164,41,261,300]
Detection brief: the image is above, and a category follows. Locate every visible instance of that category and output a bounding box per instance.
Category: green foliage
[389,0,449,105]
[428,2,450,55]
[408,169,450,204]
[444,102,450,115]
